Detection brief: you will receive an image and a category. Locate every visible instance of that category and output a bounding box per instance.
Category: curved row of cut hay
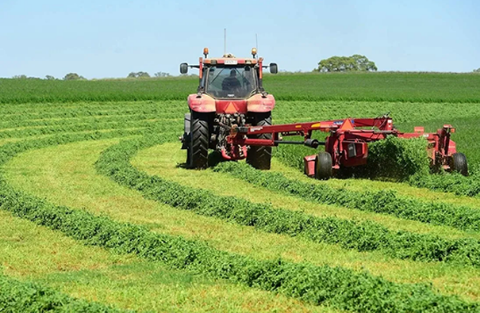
[3,100,478,132]
[0,98,475,311]
[213,162,480,232]
[0,134,477,312]
[0,113,177,129]
[95,135,480,268]
[2,137,326,312]
[0,273,127,312]
[0,102,185,122]
[0,120,166,139]
[409,172,480,198]
[275,141,480,198]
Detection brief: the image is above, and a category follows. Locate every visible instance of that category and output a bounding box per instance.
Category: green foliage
[0,112,166,129]
[352,54,378,71]
[2,72,480,104]
[315,55,377,72]
[12,75,40,80]
[275,135,480,197]
[213,161,480,232]
[63,73,85,81]
[0,78,197,104]
[127,71,151,78]
[94,135,480,267]
[274,144,310,171]
[0,135,477,312]
[0,273,125,312]
[0,101,185,122]
[394,116,480,166]
[409,170,480,198]
[264,72,480,103]
[0,71,479,310]
[473,68,480,73]
[364,136,430,180]
[154,71,170,77]
[0,120,159,140]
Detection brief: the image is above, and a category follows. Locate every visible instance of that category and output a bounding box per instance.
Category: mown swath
[275,138,480,198]
[0,179,475,312]
[213,162,480,232]
[95,135,480,267]
[0,132,477,312]
[0,273,127,312]
[409,172,480,198]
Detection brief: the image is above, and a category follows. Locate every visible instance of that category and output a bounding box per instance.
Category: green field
[1,72,480,312]
[2,72,480,103]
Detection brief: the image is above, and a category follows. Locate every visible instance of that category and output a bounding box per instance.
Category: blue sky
[0,0,478,79]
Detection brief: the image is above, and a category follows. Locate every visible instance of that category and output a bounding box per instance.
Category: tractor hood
[188,93,275,114]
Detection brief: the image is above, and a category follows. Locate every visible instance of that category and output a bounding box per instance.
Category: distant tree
[137,71,150,78]
[314,55,377,72]
[351,54,378,71]
[45,75,56,80]
[154,71,170,77]
[127,71,151,78]
[474,68,480,73]
[63,73,85,80]
[12,75,27,79]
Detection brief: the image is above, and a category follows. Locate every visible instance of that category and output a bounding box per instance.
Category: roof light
[251,48,257,57]
[203,47,209,57]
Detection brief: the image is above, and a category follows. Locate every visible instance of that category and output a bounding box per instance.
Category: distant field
[1,72,480,103]
[1,73,480,312]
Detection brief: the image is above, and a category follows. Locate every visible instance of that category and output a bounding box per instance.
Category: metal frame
[223,116,458,176]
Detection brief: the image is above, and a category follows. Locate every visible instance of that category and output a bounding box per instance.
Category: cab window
[205,66,256,98]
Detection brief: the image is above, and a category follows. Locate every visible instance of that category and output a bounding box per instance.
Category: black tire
[450,152,468,176]
[247,113,272,170]
[315,151,333,180]
[188,112,209,169]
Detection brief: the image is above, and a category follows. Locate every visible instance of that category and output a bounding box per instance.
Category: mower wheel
[450,152,468,176]
[188,112,209,169]
[247,113,272,170]
[315,151,333,180]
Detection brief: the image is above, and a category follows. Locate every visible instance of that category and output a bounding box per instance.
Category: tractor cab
[180,48,278,170]
[180,48,278,102]
[204,64,256,99]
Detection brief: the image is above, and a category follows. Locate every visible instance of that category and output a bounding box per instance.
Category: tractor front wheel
[247,113,272,170]
[188,112,209,169]
[315,151,333,180]
[450,152,468,176]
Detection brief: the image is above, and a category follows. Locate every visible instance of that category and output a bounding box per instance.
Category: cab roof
[203,57,257,65]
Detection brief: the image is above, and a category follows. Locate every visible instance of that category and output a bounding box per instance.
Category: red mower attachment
[229,115,468,179]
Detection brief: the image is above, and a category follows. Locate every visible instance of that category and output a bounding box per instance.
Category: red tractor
[180,48,468,179]
[180,48,278,170]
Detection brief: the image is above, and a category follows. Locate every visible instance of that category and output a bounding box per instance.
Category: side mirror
[180,63,188,74]
[269,63,278,74]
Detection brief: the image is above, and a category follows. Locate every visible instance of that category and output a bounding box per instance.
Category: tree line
[314,55,378,72]
[8,63,480,79]
[10,72,171,80]
[314,55,480,73]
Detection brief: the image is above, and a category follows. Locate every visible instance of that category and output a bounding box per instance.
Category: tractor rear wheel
[247,113,272,170]
[315,151,333,180]
[188,112,209,169]
[450,152,468,176]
